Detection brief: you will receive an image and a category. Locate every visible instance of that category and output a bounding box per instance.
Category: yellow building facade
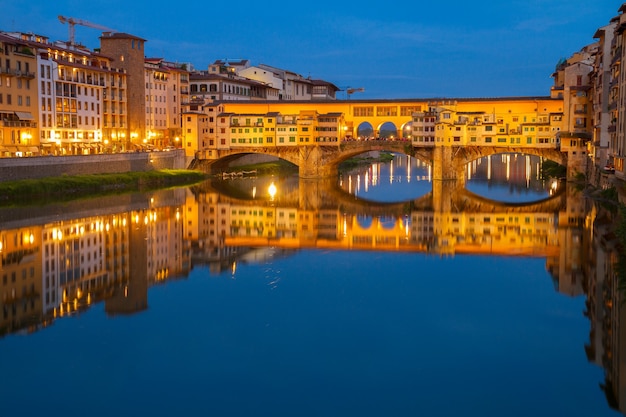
[0,33,39,157]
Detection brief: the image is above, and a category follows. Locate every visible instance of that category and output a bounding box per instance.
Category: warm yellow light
[268,182,277,199]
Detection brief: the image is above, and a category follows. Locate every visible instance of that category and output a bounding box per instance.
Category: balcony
[16,71,35,79]
[0,67,16,77]
[0,68,35,79]
[1,119,36,128]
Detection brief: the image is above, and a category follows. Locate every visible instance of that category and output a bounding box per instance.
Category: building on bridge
[182,97,592,179]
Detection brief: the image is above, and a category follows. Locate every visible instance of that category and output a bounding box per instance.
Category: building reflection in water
[0,171,625,414]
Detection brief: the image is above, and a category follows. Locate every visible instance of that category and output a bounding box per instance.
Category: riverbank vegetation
[222,160,298,176]
[0,169,207,206]
[339,152,395,170]
[541,160,567,179]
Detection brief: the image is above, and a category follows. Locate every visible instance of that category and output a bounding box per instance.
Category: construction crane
[58,15,117,45]
[343,87,365,100]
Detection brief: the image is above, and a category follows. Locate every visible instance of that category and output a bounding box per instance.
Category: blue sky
[0,1,620,99]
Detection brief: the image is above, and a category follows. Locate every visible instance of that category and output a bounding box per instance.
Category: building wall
[99,33,146,148]
[0,36,38,153]
[593,23,616,168]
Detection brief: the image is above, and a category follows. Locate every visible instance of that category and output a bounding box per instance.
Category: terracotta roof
[100,32,146,42]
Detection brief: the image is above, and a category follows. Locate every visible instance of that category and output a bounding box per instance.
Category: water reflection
[466,153,554,203]
[0,161,624,415]
[339,153,433,202]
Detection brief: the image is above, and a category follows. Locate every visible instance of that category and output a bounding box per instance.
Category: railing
[1,120,37,128]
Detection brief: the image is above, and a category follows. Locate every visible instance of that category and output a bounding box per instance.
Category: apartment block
[0,33,38,156]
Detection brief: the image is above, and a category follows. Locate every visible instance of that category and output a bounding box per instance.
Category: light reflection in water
[339,153,433,202]
[466,153,552,203]
[0,161,619,417]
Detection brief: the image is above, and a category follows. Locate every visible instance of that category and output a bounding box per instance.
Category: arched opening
[356,215,373,229]
[377,122,398,139]
[400,122,413,140]
[357,122,374,140]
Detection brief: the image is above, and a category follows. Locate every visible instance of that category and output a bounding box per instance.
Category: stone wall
[0,150,186,183]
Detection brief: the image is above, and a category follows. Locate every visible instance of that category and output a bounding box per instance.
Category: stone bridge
[193,96,582,179]
[200,140,569,181]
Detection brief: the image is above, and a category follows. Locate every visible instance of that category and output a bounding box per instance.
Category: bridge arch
[357,122,374,139]
[400,122,413,139]
[204,150,300,173]
[455,146,566,167]
[377,121,398,139]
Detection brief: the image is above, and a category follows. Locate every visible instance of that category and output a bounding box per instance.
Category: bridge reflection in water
[0,177,623,413]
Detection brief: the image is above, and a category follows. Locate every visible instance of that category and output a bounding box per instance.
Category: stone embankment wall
[0,150,186,183]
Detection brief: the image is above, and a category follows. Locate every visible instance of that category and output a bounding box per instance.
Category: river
[0,152,622,417]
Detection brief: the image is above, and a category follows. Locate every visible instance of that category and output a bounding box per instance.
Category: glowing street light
[268,182,277,200]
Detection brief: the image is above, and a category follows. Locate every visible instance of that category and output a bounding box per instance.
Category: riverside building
[0,32,39,157]
[6,7,626,179]
[0,31,128,155]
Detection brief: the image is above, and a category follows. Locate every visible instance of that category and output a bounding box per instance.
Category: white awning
[14,111,34,120]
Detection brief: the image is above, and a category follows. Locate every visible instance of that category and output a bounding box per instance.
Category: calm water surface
[0,153,621,416]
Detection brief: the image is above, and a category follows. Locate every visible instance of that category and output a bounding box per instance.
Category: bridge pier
[297,146,338,179]
[432,146,465,182]
[299,161,336,179]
